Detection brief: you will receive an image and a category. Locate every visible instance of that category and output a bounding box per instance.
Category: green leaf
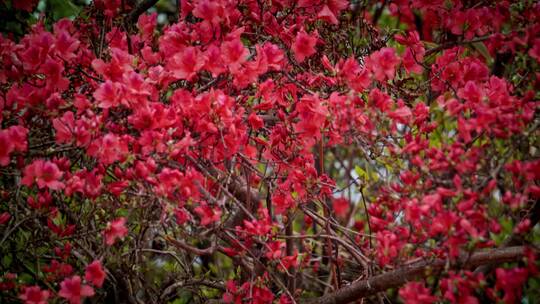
[169,291,192,304]
[18,273,33,284]
[2,254,12,268]
[471,41,493,65]
[354,165,367,180]
[48,0,80,20]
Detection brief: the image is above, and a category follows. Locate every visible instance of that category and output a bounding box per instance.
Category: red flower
[252,285,274,304]
[318,5,339,25]
[194,204,222,226]
[19,285,50,304]
[332,197,350,218]
[399,282,437,304]
[293,94,328,144]
[174,207,191,225]
[529,39,540,63]
[58,276,95,304]
[85,260,106,288]
[21,159,64,190]
[262,42,285,71]
[8,125,28,152]
[13,0,38,12]
[103,217,128,246]
[248,113,264,130]
[203,45,226,77]
[93,80,121,109]
[87,133,129,165]
[0,130,14,166]
[494,268,528,303]
[192,0,224,25]
[265,241,284,260]
[376,230,402,266]
[167,46,205,81]
[389,104,412,124]
[0,212,10,225]
[280,251,298,270]
[221,37,249,73]
[53,111,76,144]
[366,47,400,82]
[292,30,318,63]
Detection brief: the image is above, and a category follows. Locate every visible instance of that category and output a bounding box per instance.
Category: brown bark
[127,0,159,23]
[306,246,529,304]
[475,200,540,275]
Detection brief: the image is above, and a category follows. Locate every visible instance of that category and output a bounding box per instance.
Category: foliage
[0,0,539,303]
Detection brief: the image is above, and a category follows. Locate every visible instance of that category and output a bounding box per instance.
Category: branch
[165,235,217,256]
[127,0,158,24]
[183,155,260,228]
[475,199,540,275]
[160,279,225,302]
[307,246,529,304]
[424,35,493,57]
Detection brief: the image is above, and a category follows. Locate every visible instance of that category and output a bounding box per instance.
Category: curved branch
[160,279,225,302]
[424,35,493,57]
[307,246,529,304]
[127,0,158,23]
[165,236,217,256]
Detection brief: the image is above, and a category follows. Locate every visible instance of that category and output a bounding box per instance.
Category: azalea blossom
[103,217,128,246]
[292,30,318,63]
[59,276,95,304]
[366,47,400,82]
[1,1,539,303]
[19,285,50,304]
[85,260,106,287]
[21,159,64,190]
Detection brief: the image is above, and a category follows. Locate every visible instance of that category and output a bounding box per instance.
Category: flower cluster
[0,0,539,303]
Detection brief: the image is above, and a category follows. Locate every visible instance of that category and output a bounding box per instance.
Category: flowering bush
[0,0,539,303]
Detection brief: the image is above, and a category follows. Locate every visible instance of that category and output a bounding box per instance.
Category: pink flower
[103,217,128,246]
[58,276,95,304]
[262,42,285,71]
[93,80,122,109]
[366,47,400,82]
[85,260,106,288]
[389,105,412,124]
[0,126,27,166]
[19,285,50,304]
[87,133,129,165]
[318,5,339,24]
[53,111,76,144]
[8,125,28,152]
[21,159,65,190]
[292,30,318,63]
